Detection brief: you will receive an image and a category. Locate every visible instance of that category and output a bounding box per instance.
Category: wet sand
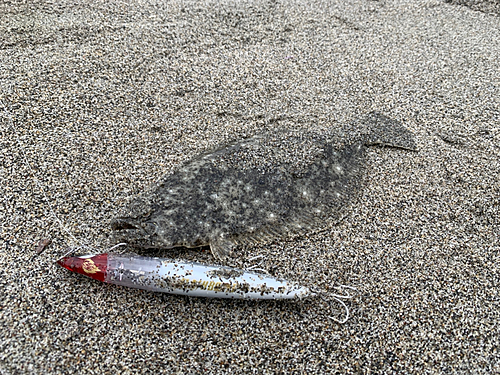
[1,0,499,373]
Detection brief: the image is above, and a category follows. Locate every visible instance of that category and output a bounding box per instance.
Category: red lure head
[57,254,108,282]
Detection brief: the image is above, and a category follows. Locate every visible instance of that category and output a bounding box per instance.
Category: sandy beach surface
[1,0,499,373]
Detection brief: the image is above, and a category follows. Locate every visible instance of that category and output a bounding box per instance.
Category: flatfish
[111,112,416,260]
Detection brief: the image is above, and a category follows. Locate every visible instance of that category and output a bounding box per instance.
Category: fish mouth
[110,219,156,249]
[111,219,144,232]
[110,218,155,240]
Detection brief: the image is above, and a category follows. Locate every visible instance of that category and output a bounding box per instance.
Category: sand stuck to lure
[57,253,313,299]
[57,253,356,322]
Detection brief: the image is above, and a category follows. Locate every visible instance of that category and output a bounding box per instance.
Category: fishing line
[55,242,127,263]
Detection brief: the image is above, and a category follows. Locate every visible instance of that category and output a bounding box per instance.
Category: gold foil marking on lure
[82,259,100,274]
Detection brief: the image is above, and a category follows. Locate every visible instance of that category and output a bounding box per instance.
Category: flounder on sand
[111,113,416,261]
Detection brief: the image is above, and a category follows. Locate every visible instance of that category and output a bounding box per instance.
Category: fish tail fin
[363,112,417,151]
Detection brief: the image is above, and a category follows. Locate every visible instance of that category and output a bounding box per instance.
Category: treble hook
[246,254,269,274]
[313,285,358,324]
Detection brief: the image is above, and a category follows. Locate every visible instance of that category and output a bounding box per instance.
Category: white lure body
[57,253,314,300]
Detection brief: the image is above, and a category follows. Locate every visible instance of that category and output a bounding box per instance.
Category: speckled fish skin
[111,112,416,260]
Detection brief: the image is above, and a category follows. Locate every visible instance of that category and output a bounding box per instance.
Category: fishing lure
[57,253,314,300]
[57,252,356,322]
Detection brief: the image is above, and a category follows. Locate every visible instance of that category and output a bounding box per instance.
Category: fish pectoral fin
[209,236,237,261]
